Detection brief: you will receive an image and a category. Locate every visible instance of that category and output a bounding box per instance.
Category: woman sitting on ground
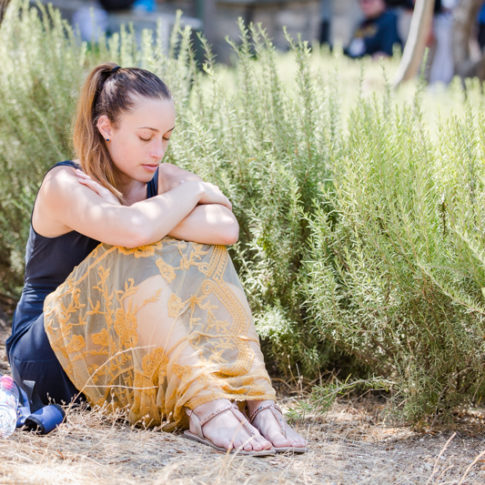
[6,63,307,455]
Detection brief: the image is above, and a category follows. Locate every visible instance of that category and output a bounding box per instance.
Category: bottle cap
[0,376,14,390]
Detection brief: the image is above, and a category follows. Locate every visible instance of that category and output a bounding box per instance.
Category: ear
[96,115,113,141]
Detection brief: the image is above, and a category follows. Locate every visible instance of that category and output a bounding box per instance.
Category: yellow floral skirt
[44,237,275,428]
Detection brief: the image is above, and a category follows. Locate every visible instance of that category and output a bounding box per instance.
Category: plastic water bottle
[0,375,19,438]
[133,0,156,13]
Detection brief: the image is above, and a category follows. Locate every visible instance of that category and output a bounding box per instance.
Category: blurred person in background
[387,0,413,42]
[319,0,333,46]
[477,3,485,51]
[344,0,402,58]
[73,0,155,43]
[428,0,457,85]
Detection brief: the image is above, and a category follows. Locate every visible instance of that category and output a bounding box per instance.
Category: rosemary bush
[0,0,83,287]
[0,0,483,422]
[304,85,485,421]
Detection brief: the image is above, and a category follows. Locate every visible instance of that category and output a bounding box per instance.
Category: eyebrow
[138,126,175,133]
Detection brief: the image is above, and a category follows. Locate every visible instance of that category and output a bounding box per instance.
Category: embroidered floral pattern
[44,237,275,427]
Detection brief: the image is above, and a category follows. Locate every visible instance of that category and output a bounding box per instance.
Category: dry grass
[0,399,483,485]
[1,315,484,484]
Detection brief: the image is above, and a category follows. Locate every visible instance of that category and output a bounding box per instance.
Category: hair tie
[110,65,121,74]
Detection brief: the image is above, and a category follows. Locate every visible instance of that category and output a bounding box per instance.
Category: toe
[287,429,307,448]
[251,435,269,451]
[258,436,273,450]
[271,433,293,448]
[267,426,307,449]
[246,438,260,452]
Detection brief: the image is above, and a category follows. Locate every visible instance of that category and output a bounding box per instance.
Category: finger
[75,170,104,189]
[76,172,105,192]
[205,182,222,192]
[78,178,99,190]
[75,169,90,178]
[76,175,97,187]
[219,197,232,210]
[77,179,101,196]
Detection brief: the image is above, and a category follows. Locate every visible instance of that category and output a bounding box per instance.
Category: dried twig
[426,432,456,485]
[457,449,485,485]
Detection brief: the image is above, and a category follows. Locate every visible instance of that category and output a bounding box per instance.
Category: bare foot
[247,400,307,452]
[188,399,273,453]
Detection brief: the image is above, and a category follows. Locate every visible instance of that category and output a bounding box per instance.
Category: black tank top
[6,160,159,354]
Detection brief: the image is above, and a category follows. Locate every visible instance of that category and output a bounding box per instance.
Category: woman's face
[359,0,386,19]
[98,95,176,183]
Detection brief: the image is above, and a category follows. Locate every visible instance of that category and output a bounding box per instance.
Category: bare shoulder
[43,163,77,183]
[158,163,202,193]
[33,164,79,236]
[40,164,79,200]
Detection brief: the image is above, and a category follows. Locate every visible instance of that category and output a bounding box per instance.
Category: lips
[141,163,159,172]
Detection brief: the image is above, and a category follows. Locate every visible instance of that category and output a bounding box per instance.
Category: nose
[149,140,165,161]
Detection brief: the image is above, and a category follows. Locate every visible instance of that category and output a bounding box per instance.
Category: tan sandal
[249,402,307,454]
[184,402,276,457]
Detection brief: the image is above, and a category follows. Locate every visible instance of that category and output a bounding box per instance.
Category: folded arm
[159,163,239,245]
[34,164,238,248]
[169,204,239,245]
[34,166,231,248]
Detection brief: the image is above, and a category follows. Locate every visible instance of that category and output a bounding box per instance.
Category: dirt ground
[1,311,484,485]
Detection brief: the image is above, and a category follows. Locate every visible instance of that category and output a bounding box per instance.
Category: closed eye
[139,136,171,142]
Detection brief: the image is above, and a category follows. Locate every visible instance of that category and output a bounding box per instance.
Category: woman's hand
[197,181,232,211]
[75,169,120,205]
[159,163,233,211]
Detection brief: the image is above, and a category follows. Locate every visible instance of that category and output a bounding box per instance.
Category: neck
[114,169,146,205]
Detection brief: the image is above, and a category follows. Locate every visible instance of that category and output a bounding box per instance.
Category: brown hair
[73,62,171,201]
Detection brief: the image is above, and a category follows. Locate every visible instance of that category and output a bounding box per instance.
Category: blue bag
[16,380,65,434]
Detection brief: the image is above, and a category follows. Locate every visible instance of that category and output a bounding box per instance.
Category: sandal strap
[249,402,287,438]
[186,402,255,440]
[230,404,259,437]
[199,402,235,428]
[249,402,283,423]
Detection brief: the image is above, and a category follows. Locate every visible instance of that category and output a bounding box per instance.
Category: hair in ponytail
[72,62,171,201]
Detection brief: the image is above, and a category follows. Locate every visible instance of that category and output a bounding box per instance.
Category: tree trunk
[394,0,435,87]
[453,0,485,79]
[0,0,11,23]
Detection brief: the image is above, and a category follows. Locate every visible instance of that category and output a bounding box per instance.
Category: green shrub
[304,86,485,421]
[0,0,83,290]
[0,0,483,423]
